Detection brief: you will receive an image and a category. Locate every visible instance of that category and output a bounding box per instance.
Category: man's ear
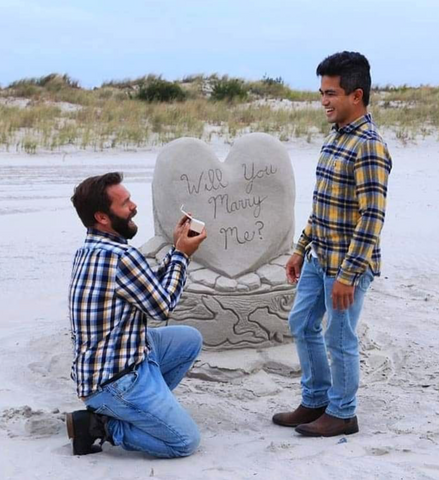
[352,88,364,105]
[94,211,110,226]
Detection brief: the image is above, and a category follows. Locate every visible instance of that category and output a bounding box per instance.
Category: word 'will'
[180,169,228,195]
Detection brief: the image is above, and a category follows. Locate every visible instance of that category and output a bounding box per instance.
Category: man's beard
[108,211,138,240]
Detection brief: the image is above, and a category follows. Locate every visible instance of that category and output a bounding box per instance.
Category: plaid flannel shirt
[294,114,392,286]
[69,228,189,397]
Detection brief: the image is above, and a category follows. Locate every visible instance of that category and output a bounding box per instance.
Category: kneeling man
[67,172,206,457]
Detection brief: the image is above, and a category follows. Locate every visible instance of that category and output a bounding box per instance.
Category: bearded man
[67,172,206,457]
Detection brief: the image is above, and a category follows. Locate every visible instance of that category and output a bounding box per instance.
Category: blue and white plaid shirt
[69,228,189,397]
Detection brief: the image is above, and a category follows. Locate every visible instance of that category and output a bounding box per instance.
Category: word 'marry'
[208,193,267,219]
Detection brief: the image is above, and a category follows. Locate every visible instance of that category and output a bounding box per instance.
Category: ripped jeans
[84,326,203,458]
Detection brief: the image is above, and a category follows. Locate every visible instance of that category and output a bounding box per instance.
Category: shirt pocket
[327,157,351,196]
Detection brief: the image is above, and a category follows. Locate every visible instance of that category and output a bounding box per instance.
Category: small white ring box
[180,205,205,234]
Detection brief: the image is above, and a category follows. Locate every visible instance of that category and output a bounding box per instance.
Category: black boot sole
[65,412,102,455]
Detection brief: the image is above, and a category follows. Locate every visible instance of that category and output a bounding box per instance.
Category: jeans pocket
[111,371,138,397]
[357,269,374,292]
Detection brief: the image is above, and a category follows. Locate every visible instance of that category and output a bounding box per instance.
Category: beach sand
[0,134,438,480]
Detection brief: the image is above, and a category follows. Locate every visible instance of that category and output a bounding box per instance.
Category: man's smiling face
[319,75,360,129]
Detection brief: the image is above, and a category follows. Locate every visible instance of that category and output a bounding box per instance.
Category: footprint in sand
[0,405,65,438]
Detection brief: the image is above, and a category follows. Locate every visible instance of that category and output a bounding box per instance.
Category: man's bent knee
[186,326,203,355]
[169,428,200,458]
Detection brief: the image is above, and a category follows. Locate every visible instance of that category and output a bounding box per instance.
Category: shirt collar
[332,113,372,135]
[86,227,128,245]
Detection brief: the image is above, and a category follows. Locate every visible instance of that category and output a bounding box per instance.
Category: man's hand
[175,222,207,257]
[286,253,304,284]
[332,280,355,310]
[173,215,191,246]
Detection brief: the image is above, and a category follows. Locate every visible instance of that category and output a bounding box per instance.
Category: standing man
[272,52,392,436]
[67,172,207,457]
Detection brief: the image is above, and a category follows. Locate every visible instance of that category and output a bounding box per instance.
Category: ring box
[180,205,205,234]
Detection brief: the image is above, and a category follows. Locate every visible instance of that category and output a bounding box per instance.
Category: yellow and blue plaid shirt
[69,228,189,397]
[295,114,392,286]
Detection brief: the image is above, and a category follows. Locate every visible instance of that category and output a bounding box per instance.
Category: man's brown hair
[71,172,123,227]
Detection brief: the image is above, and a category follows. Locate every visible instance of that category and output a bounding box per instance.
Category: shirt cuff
[293,242,307,257]
[172,249,190,268]
[336,268,361,287]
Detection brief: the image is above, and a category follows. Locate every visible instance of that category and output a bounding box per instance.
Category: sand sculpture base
[141,238,296,350]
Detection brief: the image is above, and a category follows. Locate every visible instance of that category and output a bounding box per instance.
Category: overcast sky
[1,0,438,90]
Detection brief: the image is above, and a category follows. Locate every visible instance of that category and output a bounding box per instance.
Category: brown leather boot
[295,413,359,437]
[272,404,327,427]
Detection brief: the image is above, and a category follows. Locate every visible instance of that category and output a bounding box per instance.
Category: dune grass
[0,74,438,153]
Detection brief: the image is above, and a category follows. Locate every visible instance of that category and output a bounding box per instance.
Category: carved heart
[152,133,295,278]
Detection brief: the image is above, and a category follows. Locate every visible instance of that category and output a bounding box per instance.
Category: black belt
[100,363,135,387]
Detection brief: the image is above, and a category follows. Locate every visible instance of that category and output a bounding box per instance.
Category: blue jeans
[289,256,374,419]
[84,325,203,458]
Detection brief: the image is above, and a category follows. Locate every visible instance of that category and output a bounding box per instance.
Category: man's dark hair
[316,51,371,106]
[71,172,123,227]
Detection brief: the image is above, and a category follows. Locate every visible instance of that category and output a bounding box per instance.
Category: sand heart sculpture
[152,133,295,278]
